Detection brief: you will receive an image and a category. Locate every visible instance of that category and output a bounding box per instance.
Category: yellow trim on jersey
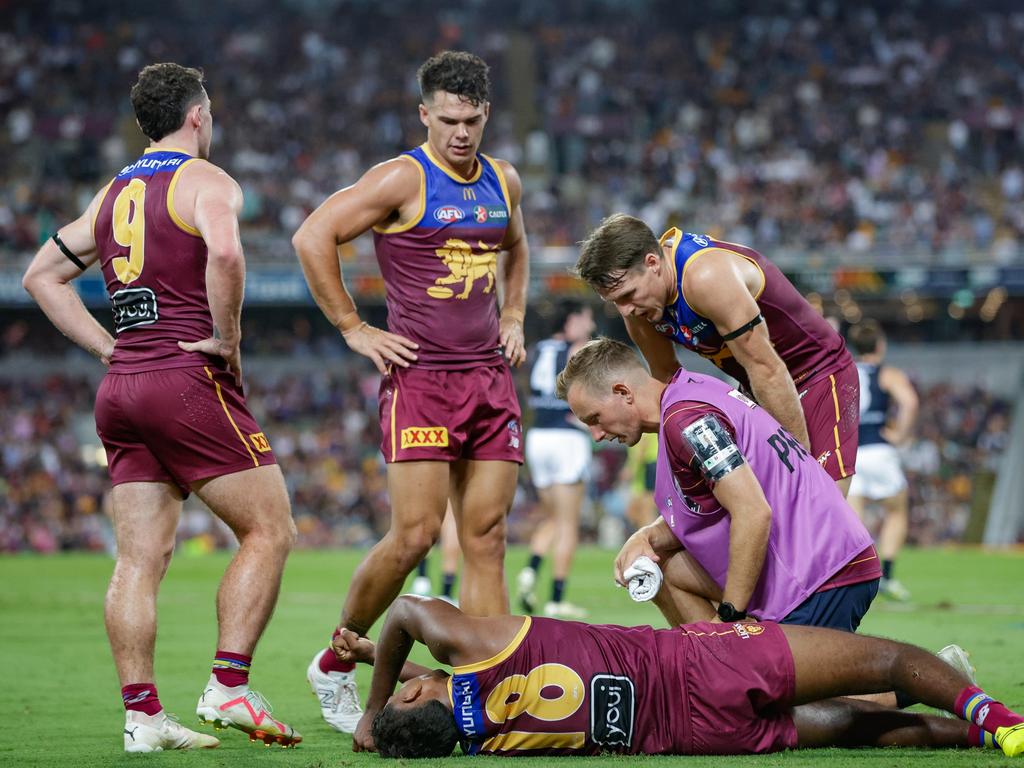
[481,153,512,211]
[389,376,399,462]
[166,159,202,237]
[205,367,259,467]
[373,155,426,234]
[420,142,483,184]
[452,617,531,674]
[91,180,113,242]
[144,146,192,155]
[829,373,849,478]
[484,731,587,753]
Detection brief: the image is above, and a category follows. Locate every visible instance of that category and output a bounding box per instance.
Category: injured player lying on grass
[332,595,1024,758]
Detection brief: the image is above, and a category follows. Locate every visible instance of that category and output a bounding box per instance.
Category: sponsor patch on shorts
[590,674,635,748]
[400,426,449,449]
[249,432,272,453]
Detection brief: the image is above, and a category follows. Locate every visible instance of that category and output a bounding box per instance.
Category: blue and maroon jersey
[92,148,216,373]
[448,617,687,756]
[651,228,852,392]
[372,144,512,369]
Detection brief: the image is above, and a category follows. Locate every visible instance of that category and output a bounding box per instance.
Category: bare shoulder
[490,157,522,202]
[183,159,241,196]
[364,155,422,193]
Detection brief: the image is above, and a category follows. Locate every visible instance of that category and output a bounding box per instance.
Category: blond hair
[555,337,646,401]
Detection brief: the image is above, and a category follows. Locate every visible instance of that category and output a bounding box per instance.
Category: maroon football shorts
[800,361,860,482]
[681,620,798,755]
[95,365,276,494]
[379,363,523,463]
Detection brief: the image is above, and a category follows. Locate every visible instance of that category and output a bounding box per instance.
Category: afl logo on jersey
[654,322,676,336]
[433,205,465,223]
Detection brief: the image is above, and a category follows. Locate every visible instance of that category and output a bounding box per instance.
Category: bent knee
[460,517,507,562]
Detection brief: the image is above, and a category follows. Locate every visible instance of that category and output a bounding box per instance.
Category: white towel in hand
[623,556,663,602]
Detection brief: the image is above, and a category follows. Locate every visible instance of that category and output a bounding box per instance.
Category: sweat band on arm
[52,233,87,270]
[721,313,764,342]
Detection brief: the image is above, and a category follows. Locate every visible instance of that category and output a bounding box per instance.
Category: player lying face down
[334,595,1023,758]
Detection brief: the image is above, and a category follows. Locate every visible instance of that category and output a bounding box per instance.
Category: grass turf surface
[1,546,1022,767]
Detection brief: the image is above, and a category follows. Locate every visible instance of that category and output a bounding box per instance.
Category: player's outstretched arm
[292,159,421,374]
[623,313,681,382]
[495,160,528,367]
[685,251,811,451]
[22,187,115,365]
[179,166,246,386]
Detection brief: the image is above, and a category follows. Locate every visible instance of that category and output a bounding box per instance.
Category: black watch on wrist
[717,601,747,622]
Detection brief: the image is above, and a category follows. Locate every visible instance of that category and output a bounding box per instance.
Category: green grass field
[2,546,1022,767]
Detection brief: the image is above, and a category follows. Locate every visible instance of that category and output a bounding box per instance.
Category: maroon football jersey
[93,149,217,373]
[448,617,688,755]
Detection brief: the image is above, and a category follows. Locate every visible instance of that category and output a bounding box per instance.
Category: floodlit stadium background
[2,0,1022,554]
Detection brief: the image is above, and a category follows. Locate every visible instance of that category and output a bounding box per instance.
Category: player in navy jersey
[517,300,595,618]
[846,320,919,601]
[294,51,529,733]
[23,63,299,751]
[331,596,1024,758]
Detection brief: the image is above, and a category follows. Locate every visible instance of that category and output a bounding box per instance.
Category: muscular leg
[878,489,909,563]
[543,482,584,581]
[105,482,182,685]
[781,624,972,709]
[439,504,461,576]
[794,698,972,748]
[836,476,853,498]
[341,461,449,635]
[192,465,296,654]
[450,459,516,616]
[653,549,720,625]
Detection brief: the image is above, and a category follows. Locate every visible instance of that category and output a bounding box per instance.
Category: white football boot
[306,650,363,733]
[123,709,219,752]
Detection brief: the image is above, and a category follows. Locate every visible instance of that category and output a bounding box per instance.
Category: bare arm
[495,161,528,366]
[613,515,683,585]
[879,366,918,446]
[22,188,115,365]
[292,158,420,374]
[685,251,810,450]
[710,464,773,617]
[623,313,681,382]
[331,627,434,681]
[176,167,246,385]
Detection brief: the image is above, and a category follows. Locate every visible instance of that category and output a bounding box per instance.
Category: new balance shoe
[516,568,537,615]
[306,649,363,733]
[879,577,911,602]
[995,723,1024,758]
[196,678,301,747]
[543,601,588,619]
[123,709,219,752]
[411,576,432,596]
[935,644,977,718]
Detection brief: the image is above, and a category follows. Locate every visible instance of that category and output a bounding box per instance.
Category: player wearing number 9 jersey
[339,595,1024,758]
[22,63,300,752]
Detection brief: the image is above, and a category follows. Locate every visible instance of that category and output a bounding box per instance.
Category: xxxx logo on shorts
[401,426,449,449]
[249,433,272,453]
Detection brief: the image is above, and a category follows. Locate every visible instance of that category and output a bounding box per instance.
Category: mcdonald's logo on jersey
[463,188,477,201]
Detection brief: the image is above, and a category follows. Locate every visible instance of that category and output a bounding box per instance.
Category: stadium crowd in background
[0,365,1011,554]
[2,0,1024,268]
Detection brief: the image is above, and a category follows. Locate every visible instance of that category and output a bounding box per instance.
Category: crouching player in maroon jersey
[293,51,528,733]
[22,63,300,751]
[334,596,1024,759]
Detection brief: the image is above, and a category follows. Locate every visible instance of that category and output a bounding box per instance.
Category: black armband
[52,233,87,270]
[721,313,763,342]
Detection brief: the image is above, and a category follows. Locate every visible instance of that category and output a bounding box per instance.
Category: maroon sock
[122,683,162,716]
[212,650,252,688]
[968,724,999,748]
[318,629,355,674]
[955,685,1024,734]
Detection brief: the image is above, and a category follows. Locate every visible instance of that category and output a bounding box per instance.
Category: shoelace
[336,679,362,712]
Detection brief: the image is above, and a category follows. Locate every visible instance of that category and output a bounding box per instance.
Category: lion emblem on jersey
[427,238,497,300]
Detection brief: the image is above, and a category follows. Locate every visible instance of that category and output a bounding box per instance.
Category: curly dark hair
[371,700,460,759]
[417,50,490,105]
[130,63,206,141]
